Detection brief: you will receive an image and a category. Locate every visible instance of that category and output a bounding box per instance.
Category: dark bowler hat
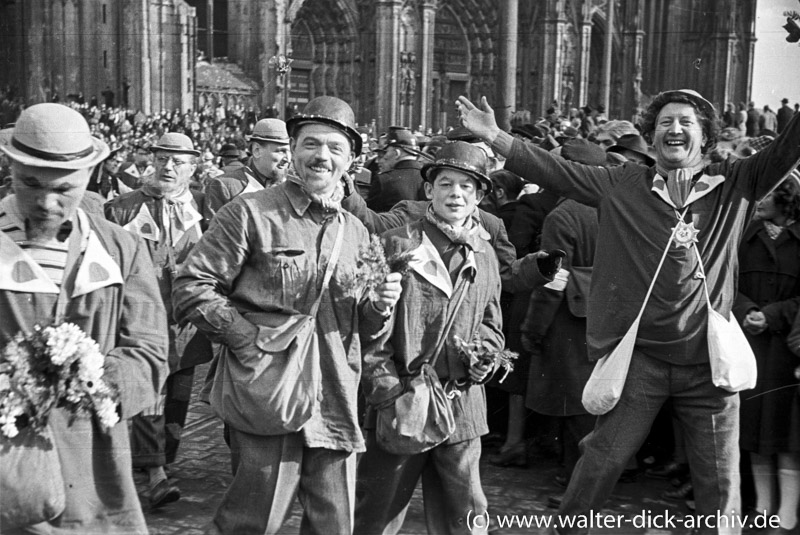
[286,96,362,156]
[560,138,607,166]
[446,126,482,143]
[421,141,493,193]
[782,97,790,104]
[381,126,424,157]
[606,134,656,166]
[1,103,109,169]
[248,118,289,144]
[150,132,200,156]
[220,143,241,158]
[510,123,546,142]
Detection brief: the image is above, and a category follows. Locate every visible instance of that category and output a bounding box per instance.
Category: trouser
[561,414,596,479]
[130,367,195,468]
[557,350,741,535]
[354,433,488,535]
[210,430,356,535]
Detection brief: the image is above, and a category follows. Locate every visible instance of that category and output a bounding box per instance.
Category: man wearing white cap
[204,118,291,220]
[105,132,212,509]
[0,104,168,532]
[457,90,800,533]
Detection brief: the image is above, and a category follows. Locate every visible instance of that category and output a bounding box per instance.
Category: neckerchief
[424,203,479,246]
[655,161,705,210]
[141,184,201,244]
[286,166,344,213]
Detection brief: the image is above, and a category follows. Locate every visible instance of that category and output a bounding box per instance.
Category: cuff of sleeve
[224,315,258,351]
[491,130,515,158]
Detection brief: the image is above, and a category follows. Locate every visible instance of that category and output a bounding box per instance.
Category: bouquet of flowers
[0,323,120,439]
[344,233,419,300]
[453,335,518,385]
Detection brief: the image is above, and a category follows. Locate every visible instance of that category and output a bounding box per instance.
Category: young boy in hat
[354,140,503,535]
[0,104,168,533]
[105,132,212,509]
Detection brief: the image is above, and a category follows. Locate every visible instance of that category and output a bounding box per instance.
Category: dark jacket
[366,159,427,212]
[734,220,800,453]
[524,199,597,416]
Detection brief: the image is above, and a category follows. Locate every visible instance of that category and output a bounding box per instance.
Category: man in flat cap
[105,132,212,509]
[457,89,800,533]
[0,104,168,533]
[778,97,794,134]
[204,118,291,221]
[173,95,403,534]
[119,140,155,190]
[367,126,428,212]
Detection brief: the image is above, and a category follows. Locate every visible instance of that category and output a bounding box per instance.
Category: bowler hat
[150,132,200,156]
[248,118,289,144]
[782,98,790,104]
[220,143,240,158]
[446,126,481,143]
[606,134,656,166]
[1,103,109,169]
[421,141,493,193]
[286,96,362,156]
[511,123,546,142]
[381,126,424,157]
[561,138,608,166]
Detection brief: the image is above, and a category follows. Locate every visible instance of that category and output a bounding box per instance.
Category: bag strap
[629,207,691,324]
[679,211,714,310]
[309,212,345,318]
[428,275,470,369]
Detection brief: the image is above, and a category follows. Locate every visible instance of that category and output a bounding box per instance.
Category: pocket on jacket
[257,249,310,305]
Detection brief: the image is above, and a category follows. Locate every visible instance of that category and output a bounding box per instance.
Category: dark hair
[772,178,800,222]
[639,93,719,153]
[489,169,524,199]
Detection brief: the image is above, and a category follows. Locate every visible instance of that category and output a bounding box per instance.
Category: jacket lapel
[408,233,453,298]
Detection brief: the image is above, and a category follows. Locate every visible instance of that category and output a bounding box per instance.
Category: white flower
[1,419,18,438]
[45,323,85,365]
[0,402,24,438]
[95,396,119,430]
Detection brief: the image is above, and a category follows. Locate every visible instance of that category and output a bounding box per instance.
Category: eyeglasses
[155,155,193,167]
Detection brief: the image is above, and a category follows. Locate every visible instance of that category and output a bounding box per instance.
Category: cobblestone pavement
[138,364,696,535]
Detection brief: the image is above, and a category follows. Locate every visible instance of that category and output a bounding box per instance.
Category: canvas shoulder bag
[210,213,345,436]
[689,223,757,392]
[376,277,469,455]
[581,209,687,415]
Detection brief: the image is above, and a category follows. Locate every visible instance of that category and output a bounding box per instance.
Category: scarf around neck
[424,204,479,245]
[656,161,705,209]
[287,166,344,213]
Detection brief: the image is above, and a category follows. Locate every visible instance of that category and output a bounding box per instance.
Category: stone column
[601,0,614,114]
[577,0,592,109]
[375,0,402,132]
[419,0,437,132]
[497,0,518,131]
[537,1,566,115]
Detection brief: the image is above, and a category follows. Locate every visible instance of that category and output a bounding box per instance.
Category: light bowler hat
[1,103,109,169]
[248,119,290,144]
[150,132,201,156]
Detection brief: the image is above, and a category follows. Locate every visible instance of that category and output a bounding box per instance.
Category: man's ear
[423,180,433,200]
[475,189,486,204]
[494,186,505,202]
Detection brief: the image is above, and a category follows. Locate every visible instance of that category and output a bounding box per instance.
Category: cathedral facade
[0,0,757,134]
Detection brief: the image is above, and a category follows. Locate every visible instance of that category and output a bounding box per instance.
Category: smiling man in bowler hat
[204,118,291,220]
[0,104,168,532]
[457,89,800,533]
[173,95,403,534]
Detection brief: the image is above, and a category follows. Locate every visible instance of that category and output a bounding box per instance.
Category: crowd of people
[1,86,799,535]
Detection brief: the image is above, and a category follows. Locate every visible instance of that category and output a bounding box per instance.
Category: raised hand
[455,96,502,144]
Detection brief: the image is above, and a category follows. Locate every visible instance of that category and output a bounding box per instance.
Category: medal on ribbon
[671,220,700,249]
